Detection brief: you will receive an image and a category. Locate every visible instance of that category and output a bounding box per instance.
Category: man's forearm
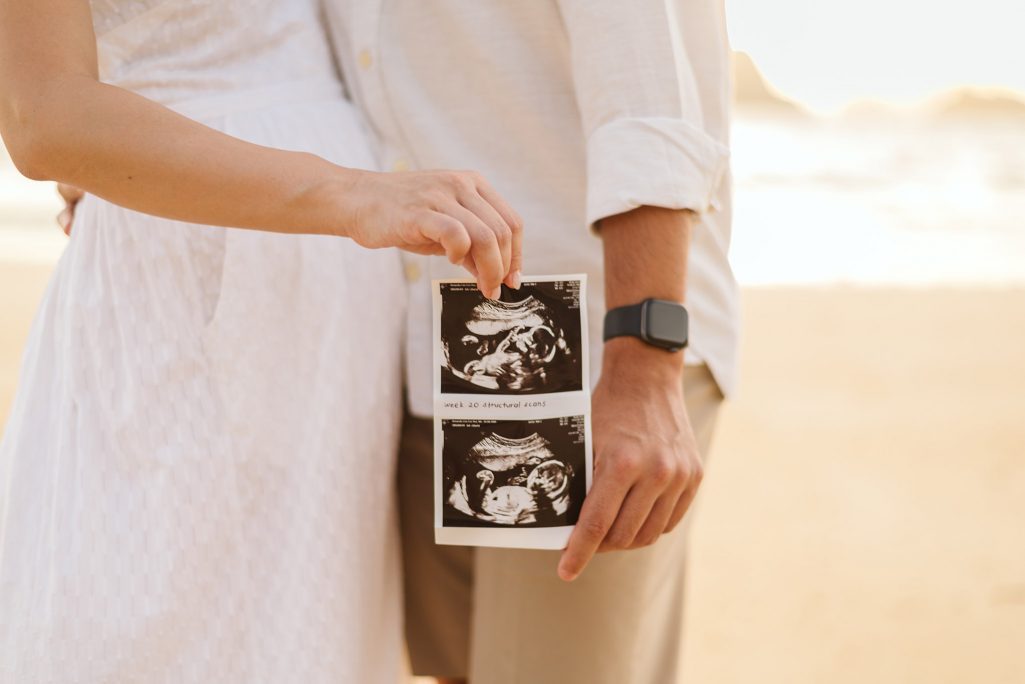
[598,205,692,374]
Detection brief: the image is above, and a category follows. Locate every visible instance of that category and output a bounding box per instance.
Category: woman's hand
[340,169,523,299]
[56,183,84,236]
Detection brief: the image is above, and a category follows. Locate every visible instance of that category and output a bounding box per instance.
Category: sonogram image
[439,280,583,395]
[441,416,587,528]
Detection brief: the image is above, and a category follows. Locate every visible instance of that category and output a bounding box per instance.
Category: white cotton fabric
[324,0,740,418]
[0,2,406,682]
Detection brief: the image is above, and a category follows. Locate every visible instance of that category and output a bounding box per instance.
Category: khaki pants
[397,365,723,684]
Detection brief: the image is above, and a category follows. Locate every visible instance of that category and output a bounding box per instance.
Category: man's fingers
[449,205,503,299]
[664,475,702,534]
[599,482,662,552]
[557,464,631,582]
[629,491,681,549]
[460,192,512,280]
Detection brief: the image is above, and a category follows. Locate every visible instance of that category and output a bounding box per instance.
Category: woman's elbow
[1,105,57,181]
[4,133,52,181]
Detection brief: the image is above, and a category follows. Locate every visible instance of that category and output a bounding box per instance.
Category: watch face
[644,299,689,348]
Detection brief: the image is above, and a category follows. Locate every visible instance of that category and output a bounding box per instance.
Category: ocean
[2,114,1024,285]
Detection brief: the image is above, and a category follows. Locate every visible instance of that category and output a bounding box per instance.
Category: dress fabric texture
[0,1,406,682]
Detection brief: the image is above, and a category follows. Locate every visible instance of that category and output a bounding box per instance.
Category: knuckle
[401,211,423,232]
[610,452,640,478]
[604,531,631,550]
[649,456,677,486]
[632,534,658,549]
[413,208,437,224]
[436,214,463,233]
[452,171,475,191]
[684,461,704,486]
[493,221,512,242]
[421,188,448,208]
[581,519,608,543]
[473,226,499,248]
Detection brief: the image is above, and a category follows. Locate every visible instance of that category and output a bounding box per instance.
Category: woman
[0,0,522,681]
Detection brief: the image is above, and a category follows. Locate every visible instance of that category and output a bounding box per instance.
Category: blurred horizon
[732,50,1025,119]
[726,0,1025,114]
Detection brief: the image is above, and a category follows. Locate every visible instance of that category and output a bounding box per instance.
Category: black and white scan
[438,280,583,395]
[442,416,587,528]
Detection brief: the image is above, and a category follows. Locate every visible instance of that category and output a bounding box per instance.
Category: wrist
[601,336,685,387]
[291,158,364,237]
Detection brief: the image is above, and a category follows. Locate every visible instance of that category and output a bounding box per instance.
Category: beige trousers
[397,365,723,684]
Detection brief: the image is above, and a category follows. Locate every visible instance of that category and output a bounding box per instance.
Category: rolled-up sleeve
[556,0,730,229]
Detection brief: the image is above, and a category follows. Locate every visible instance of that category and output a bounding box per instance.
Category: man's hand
[56,183,84,235]
[556,205,700,581]
[557,337,703,581]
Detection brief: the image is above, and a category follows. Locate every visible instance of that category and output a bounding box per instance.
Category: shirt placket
[349,3,426,287]
[348,2,433,413]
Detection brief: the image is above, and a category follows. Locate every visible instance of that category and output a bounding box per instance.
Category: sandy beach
[2,263,1023,683]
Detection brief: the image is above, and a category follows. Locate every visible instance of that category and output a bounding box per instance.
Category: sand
[2,263,1023,683]
[683,287,1025,684]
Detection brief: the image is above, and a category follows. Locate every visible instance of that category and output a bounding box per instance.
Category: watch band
[602,302,644,343]
[604,299,689,351]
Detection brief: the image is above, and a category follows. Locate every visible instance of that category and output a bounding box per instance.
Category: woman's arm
[0,0,522,297]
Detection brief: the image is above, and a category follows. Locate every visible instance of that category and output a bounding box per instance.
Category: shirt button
[404,261,422,283]
[392,159,411,172]
[357,49,373,69]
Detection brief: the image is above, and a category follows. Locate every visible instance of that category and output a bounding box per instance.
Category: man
[324,2,738,683]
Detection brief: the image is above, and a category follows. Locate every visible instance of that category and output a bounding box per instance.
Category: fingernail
[509,270,522,289]
[486,286,503,301]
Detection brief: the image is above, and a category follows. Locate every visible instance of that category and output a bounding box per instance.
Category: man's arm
[558,206,702,581]
[552,0,727,580]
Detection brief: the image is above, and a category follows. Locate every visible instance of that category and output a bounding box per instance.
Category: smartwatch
[603,298,688,352]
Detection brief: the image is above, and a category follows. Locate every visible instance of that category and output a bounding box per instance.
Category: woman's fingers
[56,208,72,236]
[418,211,472,265]
[448,204,504,299]
[56,182,84,205]
[370,170,521,295]
[474,178,523,289]
[459,191,512,280]
[505,221,523,289]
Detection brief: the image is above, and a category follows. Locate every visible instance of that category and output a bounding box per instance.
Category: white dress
[0,2,406,682]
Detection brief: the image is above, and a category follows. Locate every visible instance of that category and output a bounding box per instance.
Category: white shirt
[325,0,740,416]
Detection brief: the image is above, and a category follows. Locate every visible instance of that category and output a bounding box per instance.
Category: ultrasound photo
[438,279,584,395]
[441,416,587,528]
